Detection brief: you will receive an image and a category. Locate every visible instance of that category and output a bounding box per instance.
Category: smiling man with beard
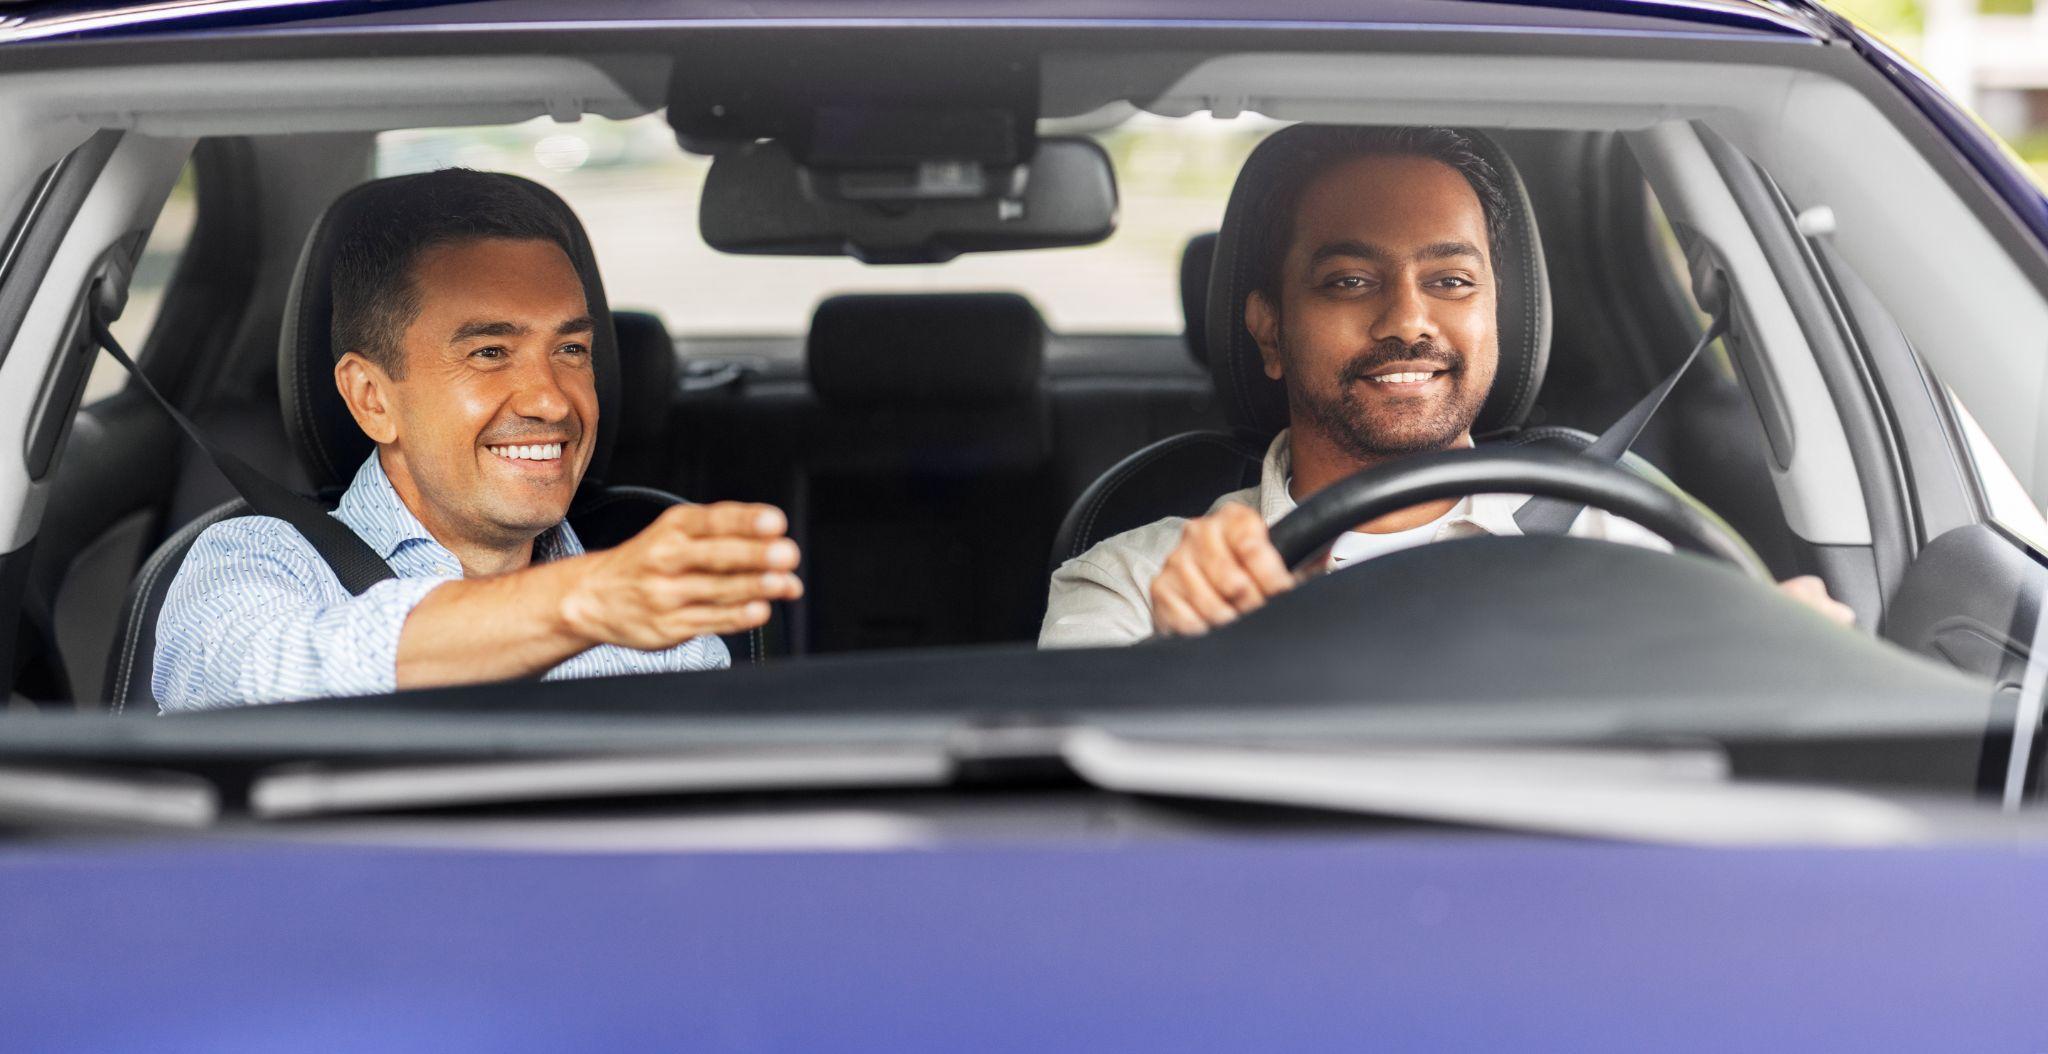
[154,170,803,709]
[1040,126,1848,648]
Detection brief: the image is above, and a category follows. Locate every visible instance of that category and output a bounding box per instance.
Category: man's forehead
[1291,153,1489,256]
[410,237,589,325]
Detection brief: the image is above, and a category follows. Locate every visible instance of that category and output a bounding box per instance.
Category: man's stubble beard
[1277,320,1490,462]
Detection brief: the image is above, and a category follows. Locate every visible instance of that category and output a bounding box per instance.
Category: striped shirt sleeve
[152,516,455,712]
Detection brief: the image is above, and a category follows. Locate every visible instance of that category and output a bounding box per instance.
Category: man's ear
[334,352,399,445]
[1244,291,1285,381]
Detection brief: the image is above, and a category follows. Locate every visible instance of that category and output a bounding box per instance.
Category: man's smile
[486,442,566,462]
[1357,359,1454,390]
[482,437,576,480]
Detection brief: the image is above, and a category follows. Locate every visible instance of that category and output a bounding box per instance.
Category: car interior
[1,33,2046,728]
[10,121,1781,703]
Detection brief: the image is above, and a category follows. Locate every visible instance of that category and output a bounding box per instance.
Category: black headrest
[807,293,1045,408]
[1204,126,1551,439]
[278,173,622,491]
[609,310,678,450]
[1179,231,1218,367]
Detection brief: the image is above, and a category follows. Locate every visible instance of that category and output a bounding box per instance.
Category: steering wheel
[1266,446,1772,582]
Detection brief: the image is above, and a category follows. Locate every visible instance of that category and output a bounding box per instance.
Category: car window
[81,160,197,404]
[1947,389,2048,552]
[1642,178,1739,382]
[375,112,1274,336]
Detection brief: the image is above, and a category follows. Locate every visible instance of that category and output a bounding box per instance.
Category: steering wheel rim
[1267,447,1772,582]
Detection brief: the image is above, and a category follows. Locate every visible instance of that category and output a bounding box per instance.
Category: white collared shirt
[1038,429,1670,649]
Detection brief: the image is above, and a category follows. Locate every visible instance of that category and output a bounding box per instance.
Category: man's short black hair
[329,168,577,376]
[1246,126,1509,304]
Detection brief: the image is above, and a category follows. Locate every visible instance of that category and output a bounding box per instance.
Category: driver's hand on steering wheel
[1150,503,1299,637]
[1149,503,1856,636]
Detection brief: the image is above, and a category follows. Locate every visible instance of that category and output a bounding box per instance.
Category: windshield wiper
[231,728,1933,846]
[1060,730,1929,847]
[251,746,950,819]
[0,763,217,828]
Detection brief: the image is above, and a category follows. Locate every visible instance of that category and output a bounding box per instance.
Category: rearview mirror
[698,137,1118,264]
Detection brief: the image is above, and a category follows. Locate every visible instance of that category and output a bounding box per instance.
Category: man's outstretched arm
[394,503,802,689]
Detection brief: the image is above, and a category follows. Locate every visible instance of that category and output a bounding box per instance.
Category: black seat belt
[1511,313,1726,534]
[86,281,398,596]
[1511,228,1737,539]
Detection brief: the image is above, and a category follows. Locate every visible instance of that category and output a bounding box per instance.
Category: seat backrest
[111,173,705,713]
[1052,126,1556,566]
[606,309,681,488]
[1179,231,1217,367]
[106,499,249,713]
[798,292,1055,652]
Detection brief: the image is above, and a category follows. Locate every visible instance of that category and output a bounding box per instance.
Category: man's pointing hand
[562,502,803,650]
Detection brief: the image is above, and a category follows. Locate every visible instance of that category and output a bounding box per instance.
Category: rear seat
[798,293,1055,651]
[665,238,1225,654]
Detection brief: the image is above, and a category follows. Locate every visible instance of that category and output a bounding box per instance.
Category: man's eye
[469,345,507,360]
[1432,276,1477,290]
[558,342,590,356]
[1324,275,1372,291]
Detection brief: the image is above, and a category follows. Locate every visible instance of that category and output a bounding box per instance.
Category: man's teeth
[1367,371,1439,384]
[488,443,563,461]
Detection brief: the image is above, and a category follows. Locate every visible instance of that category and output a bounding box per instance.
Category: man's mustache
[1337,339,1463,385]
[479,422,583,445]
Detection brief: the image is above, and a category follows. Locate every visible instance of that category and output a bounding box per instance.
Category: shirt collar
[333,453,439,561]
[1254,428,1527,537]
[332,452,581,564]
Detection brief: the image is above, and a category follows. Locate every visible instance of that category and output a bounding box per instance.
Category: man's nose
[508,355,574,423]
[1367,278,1439,348]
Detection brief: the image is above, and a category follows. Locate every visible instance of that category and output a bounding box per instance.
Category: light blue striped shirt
[153,453,728,711]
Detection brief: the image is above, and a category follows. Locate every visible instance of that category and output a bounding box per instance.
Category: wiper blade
[0,763,216,828]
[250,747,950,819]
[234,726,1929,846]
[1060,730,1930,847]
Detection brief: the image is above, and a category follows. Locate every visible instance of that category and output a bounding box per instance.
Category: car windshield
[0,11,2042,835]
[376,112,1272,337]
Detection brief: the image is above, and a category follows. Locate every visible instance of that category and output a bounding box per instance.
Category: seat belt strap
[1511,314,1728,536]
[86,293,398,596]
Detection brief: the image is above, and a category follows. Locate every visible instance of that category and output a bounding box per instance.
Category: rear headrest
[807,293,1046,407]
[278,172,622,491]
[1179,231,1218,367]
[1205,126,1551,439]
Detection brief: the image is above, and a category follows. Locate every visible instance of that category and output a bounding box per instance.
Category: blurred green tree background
[1826,0,2048,182]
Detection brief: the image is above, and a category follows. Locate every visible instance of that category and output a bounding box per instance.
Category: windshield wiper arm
[0,763,217,828]
[1060,730,1929,847]
[250,746,951,819]
[239,727,1930,846]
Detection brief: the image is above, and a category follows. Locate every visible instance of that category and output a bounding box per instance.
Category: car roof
[1,0,1832,46]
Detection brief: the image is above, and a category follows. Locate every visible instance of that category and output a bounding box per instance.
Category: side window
[1947,389,2048,553]
[79,160,197,404]
[1641,178,1738,383]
